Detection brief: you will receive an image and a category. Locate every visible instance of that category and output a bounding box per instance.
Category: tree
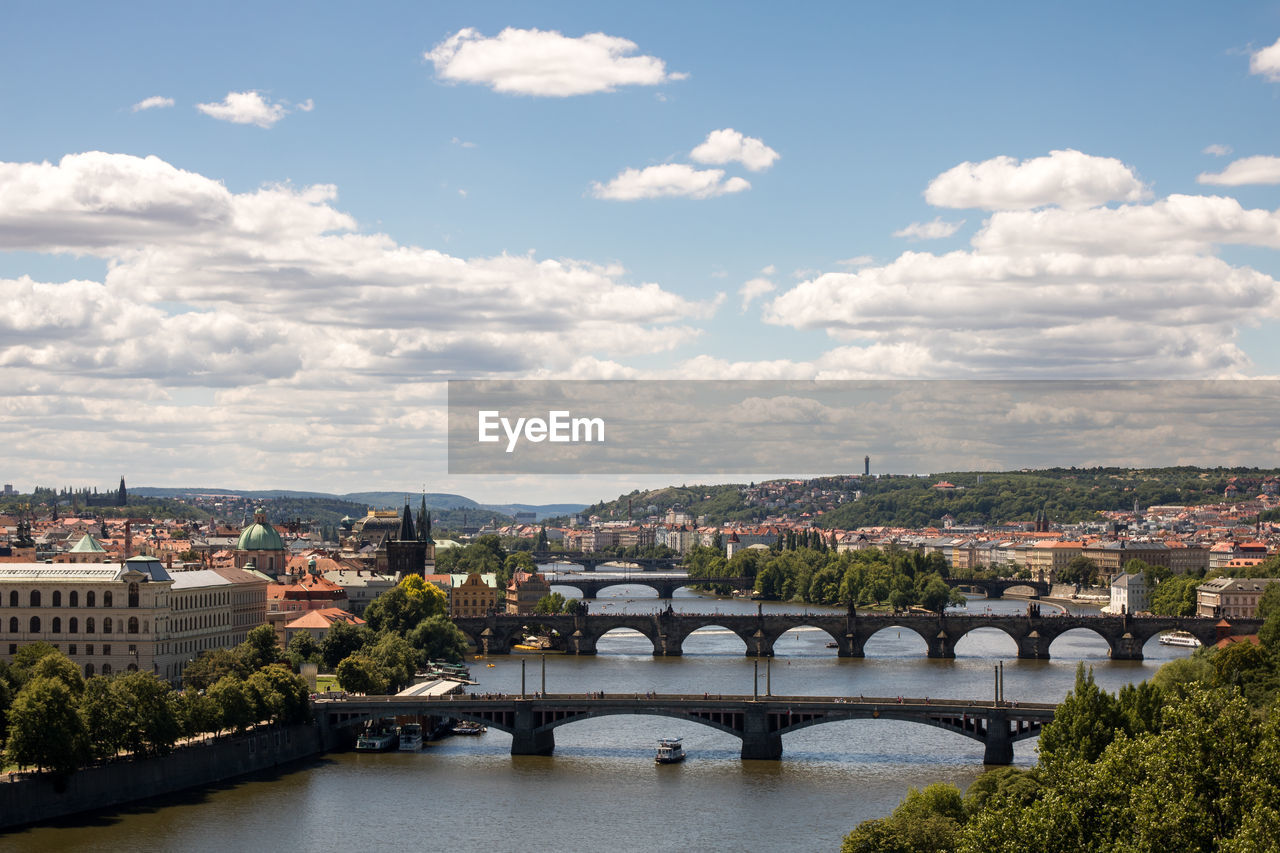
[207,675,256,733]
[247,665,311,724]
[842,783,966,853]
[336,654,390,695]
[113,672,180,757]
[368,633,419,693]
[5,676,88,773]
[176,688,221,738]
[407,615,469,663]
[286,631,322,670]
[1150,574,1201,616]
[1037,663,1123,765]
[183,648,250,691]
[321,620,372,670]
[79,676,127,761]
[363,575,447,634]
[535,592,567,614]
[535,526,549,551]
[237,624,284,672]
[1057,555,1098,587]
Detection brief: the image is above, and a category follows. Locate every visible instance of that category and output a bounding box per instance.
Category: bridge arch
[1043,626,1117,659]
[951,625,1021,657]
[860,623,935,655]
[673,624,751,655]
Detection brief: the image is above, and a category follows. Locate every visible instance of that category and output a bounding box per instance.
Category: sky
[4,2,1280,504]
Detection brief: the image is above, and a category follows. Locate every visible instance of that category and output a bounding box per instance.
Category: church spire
[399,500,416,541]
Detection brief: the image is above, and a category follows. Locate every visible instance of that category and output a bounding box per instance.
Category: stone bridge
[316,692,1053,764]
[945,577,1050,598]
[545,574,754,600]
[533,551,682,572]
[453,612,1260,661]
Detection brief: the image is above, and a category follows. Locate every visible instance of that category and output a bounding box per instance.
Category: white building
[1107,572,1149,615]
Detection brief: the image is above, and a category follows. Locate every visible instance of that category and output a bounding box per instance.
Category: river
[5,577,1194,853]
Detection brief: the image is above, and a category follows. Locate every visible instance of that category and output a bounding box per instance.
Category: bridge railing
[315,692,1057,712]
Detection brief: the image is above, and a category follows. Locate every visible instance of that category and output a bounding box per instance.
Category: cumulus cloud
[196,91,304,128]
[925,149,1149,210]
[1203,143,1233,157]
[738,277,775,312]
[591,164,750,200]
[690,128,780,172]
[892,217,963,240]
[425,27,686,96]
[1250,36,1280,82]
[1197,155,1280,186]
[131,95,174,112]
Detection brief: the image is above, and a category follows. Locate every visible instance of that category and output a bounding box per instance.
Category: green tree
[5,676,88,774]
[407,615,469,663]
[535,592,567,614]
[246,664,311,724]
[79,675,127,761]
[321,620,372,670]
[207,675,256,733]
[182,648,250,691]
[842,782,966,853]
[368,633,419,692]
[286,630,322,669]
[237,624,284,671]
[176,688,221,738]
[1037,663,1123,765]
[113,672,181,757]
[1057,555,1098,587]
[363,575,448,634]
[1150,574,1201,616]
[336,653,390,695]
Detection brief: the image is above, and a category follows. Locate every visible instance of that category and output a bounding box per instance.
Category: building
[321,563,395,615]
[234,508,287,578]
[1027,541,1084,583]
[169,567,270,671]
[283,607,365,647]
[266,557,349,644]
[451,572,499,617]
[1107,572,1149,615]
[58,532,112,563]
[1080,541,1171,583]
[506,571,551,615]
[1196,576,1280,619]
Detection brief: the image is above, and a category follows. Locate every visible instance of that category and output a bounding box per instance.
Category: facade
[1080,541,1171,583]
[234,508,287,578]
[169,567,270,673]
[1027,541,1084,583]
[1196,576,1280,619]
[1108,572,1149,614]
[450,572,499,617]
[506,571,551,615]
[282,607,365,647]
[321,565,395,615]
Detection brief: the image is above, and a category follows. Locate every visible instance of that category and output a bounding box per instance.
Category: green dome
[236,521,284,551]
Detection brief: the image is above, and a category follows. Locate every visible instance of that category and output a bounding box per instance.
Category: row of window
[5,584,142,609]
[8,615,147,634]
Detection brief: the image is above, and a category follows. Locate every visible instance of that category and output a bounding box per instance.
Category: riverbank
[0,722,328,832]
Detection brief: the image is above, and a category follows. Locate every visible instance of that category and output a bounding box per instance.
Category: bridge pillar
[653,633,682,656]
[838,634,865,658]
[1016,630,1050,660]
[740,705,782,760]
[569,630,597,655]
[510,701,556,756]
[1109,632,1144,661]
[580,588,598,600]
[987,586,1005,600]
[982,711,1014,765]
[927,630,956,659]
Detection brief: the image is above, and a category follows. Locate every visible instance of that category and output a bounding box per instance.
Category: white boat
[399,723,423,751]
[355,727,398,752]
[655,737,686,764]
[1159,631,1202,648]
[451,720,487,735]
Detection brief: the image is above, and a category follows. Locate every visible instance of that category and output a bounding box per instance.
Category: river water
[6,576,1193,853]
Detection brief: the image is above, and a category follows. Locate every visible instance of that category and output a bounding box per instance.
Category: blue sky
[4,2,1280,502]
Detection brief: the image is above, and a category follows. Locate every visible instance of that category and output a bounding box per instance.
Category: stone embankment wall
[0,722,328,831]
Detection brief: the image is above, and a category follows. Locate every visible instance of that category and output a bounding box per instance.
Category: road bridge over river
[545,574,754,600]
[454,611,1260,660]
[317,692,1053,764]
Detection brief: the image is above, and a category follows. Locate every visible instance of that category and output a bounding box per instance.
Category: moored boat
[355,726,398,751]
[452,720,487,735]
[655,737,685,764]
[399,723,423,751]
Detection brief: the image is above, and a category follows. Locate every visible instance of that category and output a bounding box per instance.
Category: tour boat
[355,726,398,752]
[1159,631,1201,648]
[655,737,686,764]
[451,720,487,735]
[398,723,424,751]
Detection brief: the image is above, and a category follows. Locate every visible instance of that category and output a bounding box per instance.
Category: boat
[451,720,487,735]
[398,723,423,751]
[826,641,838,648]
[355,726,398,752]
[655,737,686,764]
[1159,631,1202,648]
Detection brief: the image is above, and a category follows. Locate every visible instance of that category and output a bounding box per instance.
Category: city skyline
[4,4,1280,501]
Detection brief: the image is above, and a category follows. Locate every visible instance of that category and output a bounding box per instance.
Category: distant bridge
[317,692,1053,764]
[533,551,682,572]
[945,577,1050,598]
[545,574,754,600]
[453,612,1261,661]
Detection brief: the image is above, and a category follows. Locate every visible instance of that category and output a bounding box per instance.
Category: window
[128,617,138,634]
[103,617,113,634]
[85,663,94,677]
[128,582,139,608]
[102,645,110,657]
[68,644,77,655]
[87,591,96,607]
[86,617,95,634]
[28,590,39,607]
[7,644,13,655]
[7,591,15,607]
[103,591,112,608]
[69,617,78,633]
[29,616,40,633]
[52,590,61,607]
[7,617,15,633]
[52,617,61,633]
[101,663,112,676]
[86,644,93,655]
[70,590,78,607]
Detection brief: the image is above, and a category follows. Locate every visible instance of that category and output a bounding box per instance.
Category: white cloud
[591,164,750,200]
[760,264,776,275]
[1250,36,1280,82]
[836,255,874,268]
[131,95,174,112]
[738,277,775,312]
[925,149,1149,210]
[893,217,963,240]
[690,128,780,172]
[425,27,686,97]
[196,91,301,128]
[451,137,477,148]
[1197,155,1280,186]
[1203,143,1233,157]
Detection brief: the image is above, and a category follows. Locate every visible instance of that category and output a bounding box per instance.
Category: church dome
[236,508,284,551]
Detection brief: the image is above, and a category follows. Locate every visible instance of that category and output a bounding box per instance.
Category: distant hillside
[573,466,1278,528]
